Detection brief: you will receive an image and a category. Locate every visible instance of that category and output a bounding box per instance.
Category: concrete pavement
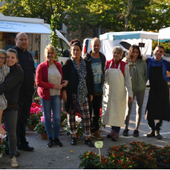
[1,88,170,169]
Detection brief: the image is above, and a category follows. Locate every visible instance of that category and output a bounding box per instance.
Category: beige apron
[102,62,126,127]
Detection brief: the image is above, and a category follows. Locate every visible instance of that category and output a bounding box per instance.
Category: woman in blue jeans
[36,44,68,147]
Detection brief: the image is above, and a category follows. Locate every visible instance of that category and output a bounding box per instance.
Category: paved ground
[1,87,170,169]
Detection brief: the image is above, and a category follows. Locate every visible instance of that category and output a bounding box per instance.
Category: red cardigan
[105,59,126,76]
[36,60,63,100]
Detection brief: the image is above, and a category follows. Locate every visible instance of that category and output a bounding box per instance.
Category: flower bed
[79,141,170,169]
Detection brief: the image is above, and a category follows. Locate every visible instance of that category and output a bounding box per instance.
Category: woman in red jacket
[36,44,68,147]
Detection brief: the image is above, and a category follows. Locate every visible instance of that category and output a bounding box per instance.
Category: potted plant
[63,113,83,138]
[79,151,101,169]
[34,121,47,140]
[27,102,42,130]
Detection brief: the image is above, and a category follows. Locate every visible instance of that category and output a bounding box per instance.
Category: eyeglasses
[0,57,5,60]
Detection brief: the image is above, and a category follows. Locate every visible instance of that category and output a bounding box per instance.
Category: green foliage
[50,12,61,60]
[34,121,46,133]
[0,0,170,39]
[79,141,170,169]
[79,151,101,168]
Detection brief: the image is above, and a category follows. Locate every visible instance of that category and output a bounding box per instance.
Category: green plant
[34,121,46,134]
[129,141,158,169]
[61,111,67,123]
[63,114,83,137]
[50,11,61,61]
[107,144,136,169]
[79,141,170,169]
[79,151,101,169]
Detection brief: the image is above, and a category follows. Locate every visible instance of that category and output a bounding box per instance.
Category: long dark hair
[127,45,142,61]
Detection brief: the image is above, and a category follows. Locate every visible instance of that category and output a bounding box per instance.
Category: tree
[0,0,67,25]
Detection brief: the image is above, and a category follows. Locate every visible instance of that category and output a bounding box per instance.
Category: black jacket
[13,46,35,98]
[0,64,24,111]
[62,58,94,112]
[84,51,106,95]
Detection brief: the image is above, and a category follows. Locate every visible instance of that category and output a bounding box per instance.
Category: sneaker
[54,138,63,147]
[112,132,119,141]
[122,129,129,136]
[10,156,18,168]
[47,138,53,147]
[147,130,155,137]
[91,130,104,140]
[106,130,114,138]
[133,130,139,137]
[85,138,94,147]
[155,130,163,140]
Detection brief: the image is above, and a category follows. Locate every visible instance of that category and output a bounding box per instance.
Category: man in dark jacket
[84,37,106,140]
[13,32,35,151]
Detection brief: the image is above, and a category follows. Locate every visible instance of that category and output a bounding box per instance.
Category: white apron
[102,62,126,127]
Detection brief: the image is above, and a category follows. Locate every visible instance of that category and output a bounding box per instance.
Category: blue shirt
[147,57,170,82]
[91,57,102,92]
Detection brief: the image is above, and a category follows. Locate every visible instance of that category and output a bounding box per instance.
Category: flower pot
[29,124,36,131]
[40,133,48,140]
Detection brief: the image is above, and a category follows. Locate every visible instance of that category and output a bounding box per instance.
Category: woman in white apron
[102,46,132,141]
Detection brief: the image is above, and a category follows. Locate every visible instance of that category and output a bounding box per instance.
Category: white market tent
[100,31,159,41]
[158,27,170,40]
[99,31,159,60]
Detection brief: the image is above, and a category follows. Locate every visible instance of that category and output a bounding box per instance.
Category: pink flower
[41,116,45,123]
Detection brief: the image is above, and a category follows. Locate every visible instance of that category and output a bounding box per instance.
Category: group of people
[0,32,35,168]
[1,32,170,168]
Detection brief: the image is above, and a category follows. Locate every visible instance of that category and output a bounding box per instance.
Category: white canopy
[158,27,170,40]
[0,13,51,34]
[0,21,51,34]
[100,31,159,41]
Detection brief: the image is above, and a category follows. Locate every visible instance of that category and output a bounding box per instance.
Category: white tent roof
[100,31,159,41]
[158,27,170,40]
[0,13,51,34]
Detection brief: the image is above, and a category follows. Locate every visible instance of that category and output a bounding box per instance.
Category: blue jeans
[41,95,61,139]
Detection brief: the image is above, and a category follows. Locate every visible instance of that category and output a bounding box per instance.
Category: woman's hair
[70,39,82,51]
[0,49,7,64]
[127,45,142,60]
[112,46,123,56]
[44,44,56,56]
[6,48,18,59]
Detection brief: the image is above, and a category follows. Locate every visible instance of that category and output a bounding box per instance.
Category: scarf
[72,57,88,105]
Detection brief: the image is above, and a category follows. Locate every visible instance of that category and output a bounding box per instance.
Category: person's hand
[53,84,63,90]
[90,95,93,102]
[128,96,133,103]
[62,90,67,102]
[62,80,69,87]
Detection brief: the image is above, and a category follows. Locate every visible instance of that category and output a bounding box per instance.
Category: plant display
[63,113,83,138]
[34,121,46,134]
[79,151,101,169]
[27,102,42,127]
[79,141,170,169]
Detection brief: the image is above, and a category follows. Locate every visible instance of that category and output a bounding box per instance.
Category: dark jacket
[84,51,106,95]
[13,46,35,98]
[62,58,94,112]
[0,64,24,111]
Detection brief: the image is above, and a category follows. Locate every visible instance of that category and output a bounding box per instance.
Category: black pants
[17,97,32,146]
[91,95,102,133]
[148,119,163,131]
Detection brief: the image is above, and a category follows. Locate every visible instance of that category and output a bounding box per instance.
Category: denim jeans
[3,110,18,158]
[41,95,61,139]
